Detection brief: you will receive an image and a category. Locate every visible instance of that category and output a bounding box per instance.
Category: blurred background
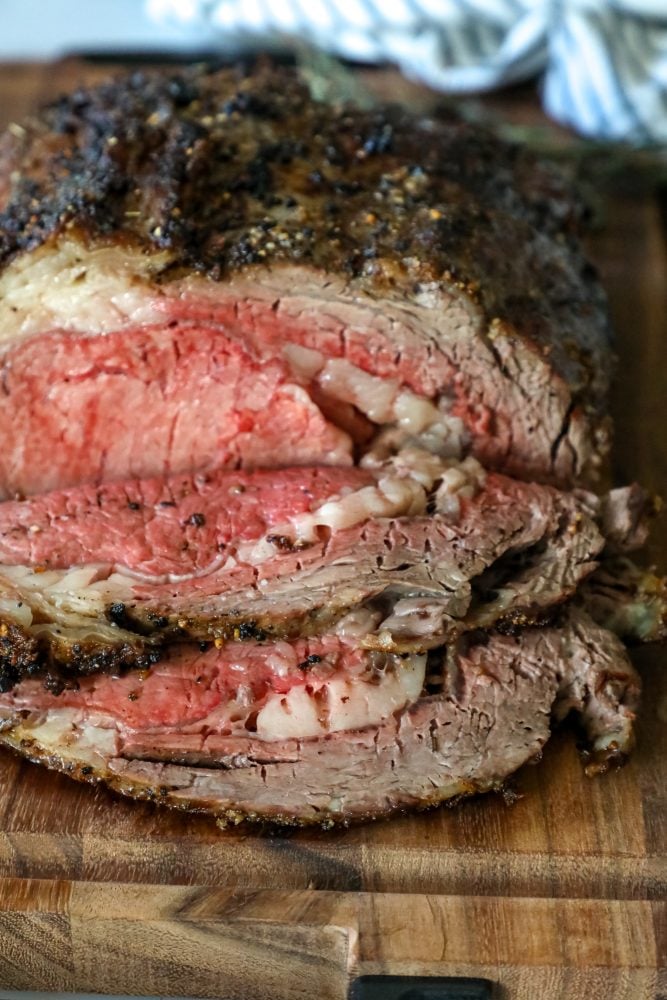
[0,0,212,59]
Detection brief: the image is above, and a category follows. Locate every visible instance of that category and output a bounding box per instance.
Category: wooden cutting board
[0,60,664,999]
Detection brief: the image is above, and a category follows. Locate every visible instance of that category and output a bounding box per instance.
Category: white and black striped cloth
[148,0,667,144]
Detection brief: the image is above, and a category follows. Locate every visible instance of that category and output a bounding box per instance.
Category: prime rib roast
[0,63,662,825]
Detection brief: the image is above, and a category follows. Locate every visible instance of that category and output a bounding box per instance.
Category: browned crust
[0,720,627,829]
[0,730,501,828]
[0,62,611,418]
[0,615,161,693]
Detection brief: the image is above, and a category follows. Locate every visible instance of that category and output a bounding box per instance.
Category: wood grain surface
[0,877,664,998]
[0,59,664,998]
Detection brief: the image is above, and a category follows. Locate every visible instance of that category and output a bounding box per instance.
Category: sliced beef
[0,635,427,743]
[0,612,639,825]
[0,470,608,684]
[0,65,611,494]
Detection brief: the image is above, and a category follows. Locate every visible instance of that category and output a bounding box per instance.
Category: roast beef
[0,635,429,746]
[0,461,626,686]
[0,611,639,824]
[0,64,660,826]
[0,64,611,496]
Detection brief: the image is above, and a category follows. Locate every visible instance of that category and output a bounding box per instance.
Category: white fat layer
[315,356,451,440]
[318,358,400,423]
[434,456,488,519]
[282,342,326,379]
[26,707,118,756]
[334,607,384,640]
[0,241,173,341]
[255,653,426,739]
[0,564,132,632]
[240,476,427,564]
[371,598,453,641]
[282,346,469,461]
[234,477,421,565]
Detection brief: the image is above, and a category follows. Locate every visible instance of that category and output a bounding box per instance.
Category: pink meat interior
[2,636,370,732]
[0,465,372,576]
[0,293,466,499]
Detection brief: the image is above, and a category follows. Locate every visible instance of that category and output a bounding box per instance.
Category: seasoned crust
[0,62,611,418]
[0,614,161,693]
[0,729,484,828]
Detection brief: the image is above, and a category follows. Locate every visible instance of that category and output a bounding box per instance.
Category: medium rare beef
[0,611,639,824]
[0,64,611,496]
[0,636,428,745]
[0,464,375,576]
[0,65,661,828]
[0,463,620,686]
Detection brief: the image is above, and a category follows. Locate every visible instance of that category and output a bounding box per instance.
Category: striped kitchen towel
[148,0,667,144]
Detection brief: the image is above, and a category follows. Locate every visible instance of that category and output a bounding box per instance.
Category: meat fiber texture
[0,64,662,827]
